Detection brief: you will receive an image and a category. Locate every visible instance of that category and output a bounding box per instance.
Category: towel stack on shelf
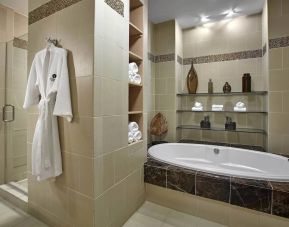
[234,102,247,112]
[129,62,142,85]
[128,122,142,144]
[212,104,224,111]
[192,102,203,111]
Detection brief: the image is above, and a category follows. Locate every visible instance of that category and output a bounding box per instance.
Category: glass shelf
[177,125,266,134]
[177,91,267,97]
[177,110,268,114]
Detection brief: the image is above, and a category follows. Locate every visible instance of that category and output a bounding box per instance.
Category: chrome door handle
[2,104,15,122]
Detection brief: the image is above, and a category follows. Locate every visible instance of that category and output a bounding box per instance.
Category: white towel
[129,62,138,75]
[212,104,223,111]
[192,107,203,111]
[128,122,139,133]
[236,102,245,108]
[234,107,247,112]
[132,74,142,84]
[128,132,134,144]
[133,130,142,141]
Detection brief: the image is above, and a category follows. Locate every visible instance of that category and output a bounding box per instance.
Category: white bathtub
[148,143,289,181]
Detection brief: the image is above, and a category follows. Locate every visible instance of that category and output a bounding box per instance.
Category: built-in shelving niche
[128,0,144,145]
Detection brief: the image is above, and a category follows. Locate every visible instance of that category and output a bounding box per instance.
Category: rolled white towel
[194,102,202,108]
[128,122,139,133]
[133,74,142,85]
[129,62,138,74]
[133,130,142,141]
[128,132,134,144]
[212,104,223,111]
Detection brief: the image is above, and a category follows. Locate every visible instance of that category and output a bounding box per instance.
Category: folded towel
[234,107,247,112]
[128,122,139,133]
[128,132,134,144]
[192,107,203,111]
[236,102,245,108]
[133,130,142,141]
[212,104,224,108]
[129,62,138,74]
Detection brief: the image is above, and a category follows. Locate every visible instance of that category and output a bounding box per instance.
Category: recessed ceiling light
[226,9,235,17]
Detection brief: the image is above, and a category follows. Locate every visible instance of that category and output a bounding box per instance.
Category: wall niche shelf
[128,0,144,144]
[177,125,266,135]
[177,91,268,97]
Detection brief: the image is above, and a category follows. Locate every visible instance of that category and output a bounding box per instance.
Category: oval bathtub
[148,143,289,181]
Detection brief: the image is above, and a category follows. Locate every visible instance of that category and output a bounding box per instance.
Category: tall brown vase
[187,62,198,94]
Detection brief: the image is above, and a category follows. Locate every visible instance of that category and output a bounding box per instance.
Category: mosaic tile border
[183,49,263,65]
[13,38,28,50]
[269,36,289,49]
[145,157,289,219]
[29,0,82,25]
[148,52,176,63]
[177,55,183,64]
[105,0,124,17]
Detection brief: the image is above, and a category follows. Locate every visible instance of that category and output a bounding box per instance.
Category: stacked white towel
[129,62,142,85]
[234,102,247,112]
[192,102,203,111]
[128,122,142,143]
[212,104,224,111]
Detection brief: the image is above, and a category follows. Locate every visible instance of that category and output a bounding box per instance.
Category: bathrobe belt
[38,98,53,169]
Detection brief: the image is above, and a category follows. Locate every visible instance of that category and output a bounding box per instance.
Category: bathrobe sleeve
[53,50,73,122]
[23,56,40,109]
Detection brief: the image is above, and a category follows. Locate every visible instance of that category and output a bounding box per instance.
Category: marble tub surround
[144,157,289,219]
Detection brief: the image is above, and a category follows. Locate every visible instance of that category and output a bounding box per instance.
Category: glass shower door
[1,36,28,189]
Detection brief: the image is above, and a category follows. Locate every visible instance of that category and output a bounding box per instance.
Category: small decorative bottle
[200,116,211,129]
[208,79,213,94]
[242,73,251,93]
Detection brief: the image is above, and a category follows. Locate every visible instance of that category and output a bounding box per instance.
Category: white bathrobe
[23,44,72,181]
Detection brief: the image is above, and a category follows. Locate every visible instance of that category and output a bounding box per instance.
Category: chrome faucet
[214,148,220,154]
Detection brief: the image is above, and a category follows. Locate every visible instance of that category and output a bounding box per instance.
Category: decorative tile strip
[177,55,183,64]
[263,44,267,56]
[148,52,155,63]
[183,49,263,65]
[269,36,289,49]
[155,53,175,63]
[29,0,82,25]
[13,38,28,50]
[144,155,289,219]
[104,0,124,17]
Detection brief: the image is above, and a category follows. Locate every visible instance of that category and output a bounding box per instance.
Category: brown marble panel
[167,166,195,194]
[144,163,167,187]
[230,178,272,213]
[272,190,289,218]
[196,172,230,203]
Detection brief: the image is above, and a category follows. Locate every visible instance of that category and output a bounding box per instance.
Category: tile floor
[123,201,227,227]
[0,198,47,227]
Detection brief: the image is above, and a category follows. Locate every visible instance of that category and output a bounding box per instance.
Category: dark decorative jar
[223,82,231,93]
[242,73,251,92]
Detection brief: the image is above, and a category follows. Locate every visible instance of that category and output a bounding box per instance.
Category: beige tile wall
[146,183,289,227]
[268,0,289,155]
[93,0,147,226]
[27,0,95,226]
[153,21,177,142]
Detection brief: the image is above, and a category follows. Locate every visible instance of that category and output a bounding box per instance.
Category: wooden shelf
[129,51,143,62]
[129,22,143,36]
[129,111,143,115]
[130,0,143,10]
[129,82,143,87]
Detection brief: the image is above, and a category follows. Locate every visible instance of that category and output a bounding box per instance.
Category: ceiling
[0,0,28,16]
[149,0,265,28]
